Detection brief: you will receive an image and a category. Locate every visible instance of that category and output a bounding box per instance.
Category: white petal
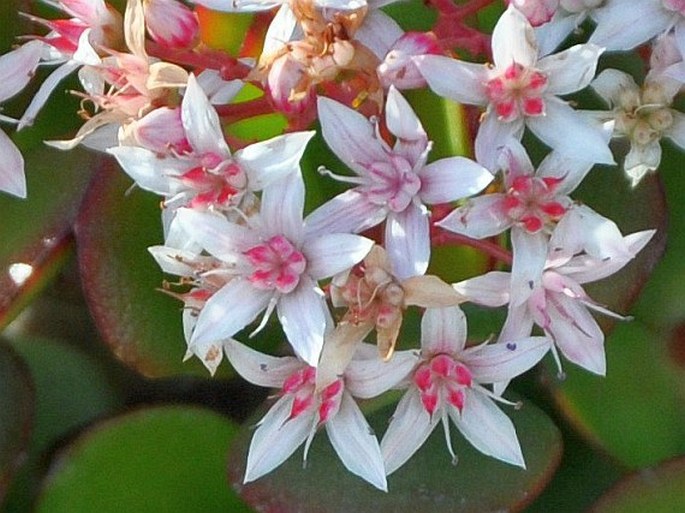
[475,114,524,170]
[236,131,314,190]
[317,96,388,177]
[590,69,637,107]
[450,389,525,468]
[0,40,43,102]
[624,142,661,186]
[107,146,181,195]
[385,86,426,142]
[262,4,298,56]
[182,74,230,156]
[539,44,604,96]
[381,388,437,475]
[177,208,257,259]
[526,98,615,165]
[304,189,387,239]
[492,5,538,69]
[536,150,595,195]
[453,271,511,307]
[510,229,548,306]
[385,204,430,279]
[224,338,303,388]
[463,336,550,383]
[304,234,373,280]
[196,69,243,104]
[326,392,387,491]
[345,350,419,398]
[259,172,305,242]
[419,157,493,205]
[547,293,606,375]
[277,277,328,366]
[589,0,670,51]
[415,55,488,105]
[192,0,282,12]
[354,10,404,59]
[244,396,313,483]
[147,245,201,276]
[191,279,272,347]
[665,110,685,149]
[499,301,536,343]
[421,306,467,355]
[0,130,26,198]
[18,61,80,130]
[436,194,512,239]
[535,11,580,56]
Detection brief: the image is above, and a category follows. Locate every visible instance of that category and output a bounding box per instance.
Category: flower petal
[385,86,426,142]
[304,189,387,239]
[450,389,525,468]
[436,193,511,239]
[354,10,404,59]
[345,349,419,398]
[539,44,604,96]
[224,338,302,388]
[107,146,182,195]
[419,156,493,205]
[492,5,538,69]
[510,229,548,306]
[463,336,550,383]
[453,271,512,307]
[259,172,305,242]
[415,55,487,105]
[304,233,373,280]
[191,279,272,348]
[381,388,437,475]
[236,131,315,190]
[402,275,464,307]
[244,396,313,483]
[385,203,430,279]
[277,276,329,366]
[0,129,26,198]
[475,114,524,171]
[182,74,230,156]
[0,40,43,102]
[177,208,257,259]
[421,306,467,355]
[326,392,387,491]
[589,0,670,51]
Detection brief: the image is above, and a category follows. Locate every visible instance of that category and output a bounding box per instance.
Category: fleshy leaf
[34,406,252,513]
[589,456,685,513]
[228,397,561,512]
[75,163,225,377]
[0,342,34,504]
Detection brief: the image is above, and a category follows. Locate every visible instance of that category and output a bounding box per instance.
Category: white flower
[591,68,685,185]
[225,338,417,490]
[177,172,374,367]
[380,306,550,474]
[307,87,493,279]
[417,4,613,170]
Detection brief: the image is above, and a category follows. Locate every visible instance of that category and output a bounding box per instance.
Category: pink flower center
[500,175,568,233]
[281,367,344,423]
[663,0,685,15]
[180,155,248,209]
[364,155,422,212]
[244,235,307,294]
[413,354,472,415]
[485,63,548,122]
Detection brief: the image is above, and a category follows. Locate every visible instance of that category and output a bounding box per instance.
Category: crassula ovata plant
[1,0,683,510]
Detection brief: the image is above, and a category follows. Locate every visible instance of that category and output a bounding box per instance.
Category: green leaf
[2,334,126,511]
[229,396,561,513]
[0,342,34,504]
[549,321,685,469]
[588,457,685,513]
[74,163,217,378]
[34,406,252,513]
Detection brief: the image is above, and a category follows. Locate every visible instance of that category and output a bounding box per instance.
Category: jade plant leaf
[588,456,685,513]
[0,342,34,504]
[228,397,562,513]
[549,321,685,469]
[34,406,252,513]
[1,334,126,511]
[74,162,217,378]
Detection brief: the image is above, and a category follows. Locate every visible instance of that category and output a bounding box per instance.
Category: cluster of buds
[1,0,677,492]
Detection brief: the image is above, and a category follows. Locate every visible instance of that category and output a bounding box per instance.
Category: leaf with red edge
[588,456,685,513]
[228,396,562,513]
[0,342,34,504]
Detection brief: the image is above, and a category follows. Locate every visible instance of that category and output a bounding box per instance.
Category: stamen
[317,166,366,185]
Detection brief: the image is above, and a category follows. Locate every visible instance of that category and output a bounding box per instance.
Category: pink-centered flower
[224,338,418,490]
[380,306,550,474]
[454,222,655,375]
[416,5,612,170]
[176,172,374,367]
[307,87,493,279]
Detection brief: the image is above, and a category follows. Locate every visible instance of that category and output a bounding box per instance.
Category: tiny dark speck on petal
[506,342,517,351]
[260,363,268,371]
[528,280,534,289]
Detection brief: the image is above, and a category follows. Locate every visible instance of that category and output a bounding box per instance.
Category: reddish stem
[146,42,252,80]
[215,96,275,121]
[434,229,513,266]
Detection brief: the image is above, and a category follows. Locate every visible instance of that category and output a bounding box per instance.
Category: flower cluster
[1,0,672,492]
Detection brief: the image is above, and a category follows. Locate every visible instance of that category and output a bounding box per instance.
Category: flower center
[180,155,248,209]
[413,354,472,415]
[500,175,568,233]
[485,63,548,122]
[363,155,422,212]
[244,235,307,294]
[281,367,344,423]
